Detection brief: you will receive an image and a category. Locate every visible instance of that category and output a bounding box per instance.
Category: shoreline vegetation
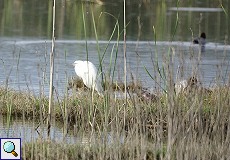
[1,77,230,158]
[1,79,230,122]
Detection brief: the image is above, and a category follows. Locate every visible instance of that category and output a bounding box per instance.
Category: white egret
[73,60,103,95]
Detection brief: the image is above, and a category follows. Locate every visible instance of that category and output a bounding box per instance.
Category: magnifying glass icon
[3,141,18,157]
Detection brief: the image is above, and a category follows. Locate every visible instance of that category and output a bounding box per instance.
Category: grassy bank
[1,82,230,159]
[2,85,229,130]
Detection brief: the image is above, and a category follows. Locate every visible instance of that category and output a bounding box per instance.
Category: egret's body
[73,60,103,95]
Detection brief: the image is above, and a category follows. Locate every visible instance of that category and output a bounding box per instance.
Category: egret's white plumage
[73,60,103,95]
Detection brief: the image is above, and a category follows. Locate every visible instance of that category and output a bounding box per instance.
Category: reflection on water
[169,7,223,12]
[0,0,228,41]
[0,116,124,145]
[0,115,75,144]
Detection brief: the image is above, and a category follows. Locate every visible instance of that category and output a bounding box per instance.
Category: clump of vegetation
[0,87,46,117]
[67,76,142,92]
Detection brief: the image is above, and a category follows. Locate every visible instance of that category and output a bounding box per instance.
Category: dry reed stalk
[47,0,56,138]
[123,0,127,129]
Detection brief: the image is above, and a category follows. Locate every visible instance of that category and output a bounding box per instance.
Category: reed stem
[123,0,127,129]
[47,0,56,138]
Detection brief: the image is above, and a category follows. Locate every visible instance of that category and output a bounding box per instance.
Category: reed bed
[1,79,230,159]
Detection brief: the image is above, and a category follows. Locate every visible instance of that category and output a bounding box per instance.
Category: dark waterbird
[193,32,206,52]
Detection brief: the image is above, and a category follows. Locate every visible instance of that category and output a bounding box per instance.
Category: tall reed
[47,0,56,138]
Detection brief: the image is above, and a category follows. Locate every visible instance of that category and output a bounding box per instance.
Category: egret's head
[73,60,83,67]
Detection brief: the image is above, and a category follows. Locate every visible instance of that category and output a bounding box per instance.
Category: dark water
[0,116,124,145]
[0,0,230,96]
[0,116,71,143]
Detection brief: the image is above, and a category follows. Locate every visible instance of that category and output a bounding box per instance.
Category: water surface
[0,0,229,95]
[0,115,124,145]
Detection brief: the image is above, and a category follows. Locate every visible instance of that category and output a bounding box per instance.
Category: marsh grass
[22,138,164,159]
[1,82,230,159]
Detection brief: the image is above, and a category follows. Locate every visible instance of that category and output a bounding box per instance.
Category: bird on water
[193,32,206,52]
